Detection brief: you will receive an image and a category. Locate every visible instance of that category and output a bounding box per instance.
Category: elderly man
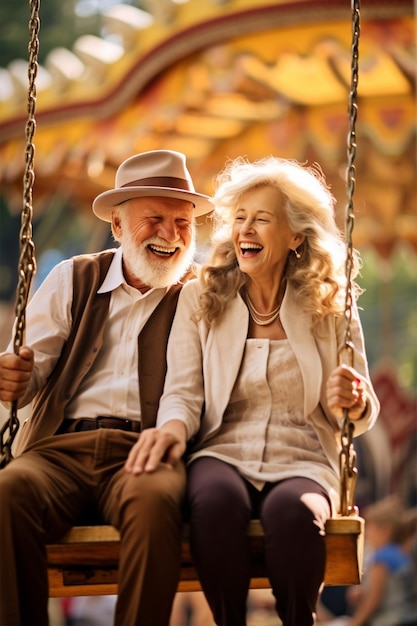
[0,150,212,626]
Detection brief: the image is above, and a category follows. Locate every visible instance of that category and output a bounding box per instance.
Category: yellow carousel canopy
[0,0,415,256]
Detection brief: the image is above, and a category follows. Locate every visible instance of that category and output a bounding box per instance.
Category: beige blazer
[157,279,380,480]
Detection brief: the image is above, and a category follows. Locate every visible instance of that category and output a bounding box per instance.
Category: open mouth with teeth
[147,244,179,258]
[240,243,263,257]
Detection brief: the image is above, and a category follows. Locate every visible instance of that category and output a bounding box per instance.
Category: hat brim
[93,186,213,221]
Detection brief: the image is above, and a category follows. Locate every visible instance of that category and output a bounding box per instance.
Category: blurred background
[0,0,416,624]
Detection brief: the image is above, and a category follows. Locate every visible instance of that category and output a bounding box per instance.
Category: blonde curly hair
[197,156,362,326]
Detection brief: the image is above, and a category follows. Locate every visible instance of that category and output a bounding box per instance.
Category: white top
[190,338,337,495]
[157,279,380,513]
[7,247,167,421]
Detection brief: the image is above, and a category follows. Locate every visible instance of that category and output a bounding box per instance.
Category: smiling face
[112,196,195,290]
[232,185,304,282]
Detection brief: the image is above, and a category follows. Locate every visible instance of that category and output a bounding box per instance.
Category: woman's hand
[124,419,188,474]
[326,364,367,420]
[0,347,34,403]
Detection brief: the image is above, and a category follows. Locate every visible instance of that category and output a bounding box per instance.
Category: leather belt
[60,416,142,434]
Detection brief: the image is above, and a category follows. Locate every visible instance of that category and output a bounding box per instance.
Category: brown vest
[15,250,186,454]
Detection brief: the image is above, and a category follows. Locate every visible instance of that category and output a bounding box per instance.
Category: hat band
[120,176,194,192]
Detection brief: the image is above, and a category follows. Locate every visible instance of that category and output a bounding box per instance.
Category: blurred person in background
[345,496,417,626]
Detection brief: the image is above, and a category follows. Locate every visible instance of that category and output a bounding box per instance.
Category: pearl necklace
[246,293,281,326]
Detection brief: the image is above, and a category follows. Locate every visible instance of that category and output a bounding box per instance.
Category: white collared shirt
[8,247,167,420]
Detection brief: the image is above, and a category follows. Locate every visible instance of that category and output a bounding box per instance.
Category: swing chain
[0,0,39,469]
[338,0,361,517]
[338,338,359,516]
[340,415,359,516]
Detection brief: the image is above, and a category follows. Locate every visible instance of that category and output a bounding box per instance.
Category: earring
[294,248,301,259]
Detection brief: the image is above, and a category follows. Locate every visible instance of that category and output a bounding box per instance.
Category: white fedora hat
[93,150,213,221]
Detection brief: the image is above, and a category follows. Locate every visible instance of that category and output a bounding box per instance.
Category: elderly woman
[127,156,380,626]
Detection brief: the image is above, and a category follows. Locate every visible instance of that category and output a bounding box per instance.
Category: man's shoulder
[72,248,117,264]
[71,248,117,276]
[70,249,117,306]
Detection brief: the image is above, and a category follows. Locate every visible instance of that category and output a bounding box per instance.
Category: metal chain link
[0,0,39,468]
[339,0,361,516]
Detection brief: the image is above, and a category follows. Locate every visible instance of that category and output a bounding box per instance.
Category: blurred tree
[0,0,150,67]
[358,246,417,390]
[0,0,101,67]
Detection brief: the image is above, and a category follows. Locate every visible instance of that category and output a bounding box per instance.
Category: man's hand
[125,420,187,475]
[0,347,34,403]
[326,364,367,420]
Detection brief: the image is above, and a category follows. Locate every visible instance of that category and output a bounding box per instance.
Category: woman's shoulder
[181,277,201,295]
[178,278,203,308]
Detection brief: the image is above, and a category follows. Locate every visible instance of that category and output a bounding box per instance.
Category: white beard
[120,230,196,288]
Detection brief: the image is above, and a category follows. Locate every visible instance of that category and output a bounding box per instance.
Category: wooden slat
[47,517,364,597]
[324,516,364,586]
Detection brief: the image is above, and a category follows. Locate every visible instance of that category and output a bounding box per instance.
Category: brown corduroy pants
[0,429,186,626]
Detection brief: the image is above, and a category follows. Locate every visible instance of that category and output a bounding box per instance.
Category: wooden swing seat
[47,516,364,597]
